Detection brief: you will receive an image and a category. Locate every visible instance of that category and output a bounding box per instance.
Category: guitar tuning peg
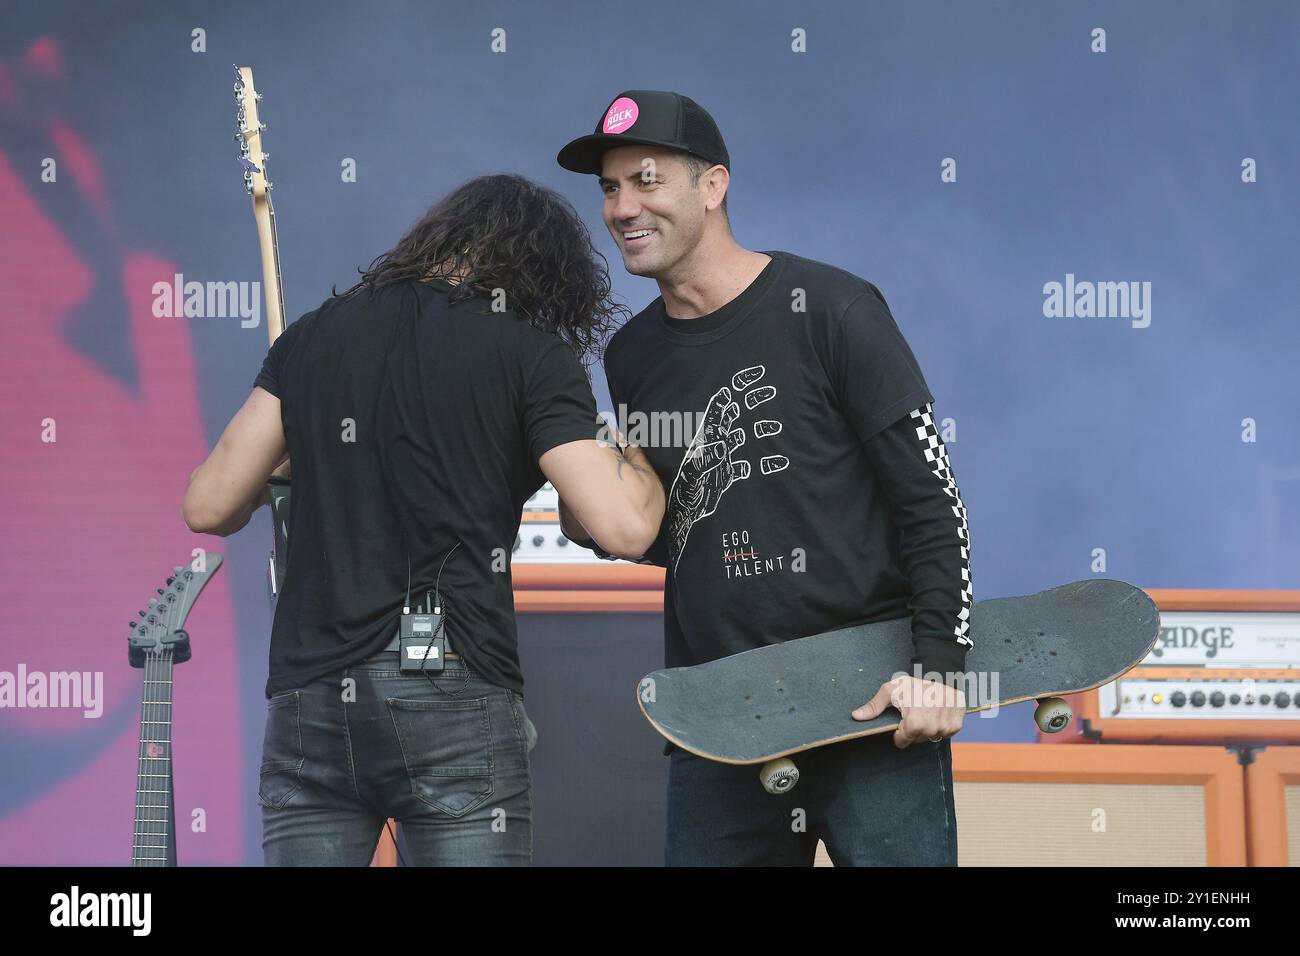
[157,588,165,595]
[139,610,147,618]
[261,152,270,161]
[255,92,263,102]
[129,621,137,629]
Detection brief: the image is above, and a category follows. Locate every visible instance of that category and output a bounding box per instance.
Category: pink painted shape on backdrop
[0,144,245,864]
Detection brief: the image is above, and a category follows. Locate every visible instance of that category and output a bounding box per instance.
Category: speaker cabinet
[952,743,1245,866]
[1245,745,1300,866]
[816,743,1245,866]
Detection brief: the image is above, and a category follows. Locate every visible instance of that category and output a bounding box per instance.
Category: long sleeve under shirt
[590,250,973,679]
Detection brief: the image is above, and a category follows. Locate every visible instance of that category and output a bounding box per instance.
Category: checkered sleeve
[862,403,973,678]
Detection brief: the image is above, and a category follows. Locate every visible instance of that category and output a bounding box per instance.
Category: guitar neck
[255,195,286,343]
[132,653,176,867]
[235,64,286,345]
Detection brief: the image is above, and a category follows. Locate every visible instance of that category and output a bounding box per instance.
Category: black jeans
[259,649,536,866]
[665,733,958,866]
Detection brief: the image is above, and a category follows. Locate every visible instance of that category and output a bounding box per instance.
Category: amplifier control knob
[1260,694,1272,706]
[1210,692,1225,708]
[1190,691,1206,708]
[1229,694,1241,705]
[1170,691,1187,708]
[1275,692,1291,708]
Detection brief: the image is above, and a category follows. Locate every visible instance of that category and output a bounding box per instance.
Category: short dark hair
[679,152,729,220]
[337,174,626,368]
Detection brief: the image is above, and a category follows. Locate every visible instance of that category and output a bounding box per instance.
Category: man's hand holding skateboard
[852,675,966,749]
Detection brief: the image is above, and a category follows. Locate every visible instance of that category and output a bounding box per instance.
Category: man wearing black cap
[557,91,972,866]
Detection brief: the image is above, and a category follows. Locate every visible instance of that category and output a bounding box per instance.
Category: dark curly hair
[335,174,627,368]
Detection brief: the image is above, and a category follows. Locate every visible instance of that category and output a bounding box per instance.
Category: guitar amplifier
[1060,591,1300,744]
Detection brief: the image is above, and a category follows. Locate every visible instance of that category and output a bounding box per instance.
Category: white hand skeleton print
[667,364,788,570]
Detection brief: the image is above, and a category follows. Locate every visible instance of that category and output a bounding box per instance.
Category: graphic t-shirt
[253,278,601,697]
[602,250,973,678]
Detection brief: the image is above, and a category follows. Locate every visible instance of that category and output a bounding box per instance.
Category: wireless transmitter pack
[400,591,446,673]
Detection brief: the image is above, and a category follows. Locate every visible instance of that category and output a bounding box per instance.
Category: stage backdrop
[1,0,1296,865]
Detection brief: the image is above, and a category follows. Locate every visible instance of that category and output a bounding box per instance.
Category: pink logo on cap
[603,97,639,134]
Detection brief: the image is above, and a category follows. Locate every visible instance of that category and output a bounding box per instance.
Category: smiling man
[557,90,973,866]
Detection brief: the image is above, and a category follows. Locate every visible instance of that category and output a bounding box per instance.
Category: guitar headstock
[233,65,271,199]
[232,63,287,341]
[128,554,224,667]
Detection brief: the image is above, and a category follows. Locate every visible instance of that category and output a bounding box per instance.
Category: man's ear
[704,165,730,212]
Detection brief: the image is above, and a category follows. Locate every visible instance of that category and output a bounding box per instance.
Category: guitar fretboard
[132,650,176,867]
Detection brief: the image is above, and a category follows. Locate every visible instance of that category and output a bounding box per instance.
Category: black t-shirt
[602,250,973,678]
[253,278,601,697]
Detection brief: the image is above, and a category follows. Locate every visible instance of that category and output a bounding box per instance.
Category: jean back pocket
[259,691,304,810]
[386,696,494,817]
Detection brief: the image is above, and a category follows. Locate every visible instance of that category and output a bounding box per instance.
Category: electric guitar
[127,554,224,866]
[233,65,291,606]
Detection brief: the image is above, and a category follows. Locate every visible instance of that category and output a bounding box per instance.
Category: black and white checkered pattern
[908,404,973,649]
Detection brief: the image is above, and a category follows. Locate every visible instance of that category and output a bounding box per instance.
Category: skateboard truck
[755,696,1075,795]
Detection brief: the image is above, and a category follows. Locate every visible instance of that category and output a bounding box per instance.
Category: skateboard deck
[637,579,1159,788]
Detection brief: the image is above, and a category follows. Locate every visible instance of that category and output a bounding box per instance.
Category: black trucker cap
[556,90,730,175]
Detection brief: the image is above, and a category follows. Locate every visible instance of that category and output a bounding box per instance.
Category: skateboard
[637,579,1160,793]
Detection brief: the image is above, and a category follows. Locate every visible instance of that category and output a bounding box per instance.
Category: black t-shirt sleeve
[830,286,935,444]
[252,315,308,398]
[523,341,603,466]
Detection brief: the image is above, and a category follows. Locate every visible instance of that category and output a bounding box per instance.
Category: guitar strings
[134,647,173,866]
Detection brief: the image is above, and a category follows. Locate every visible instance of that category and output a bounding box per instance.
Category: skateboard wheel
[1034,697,1073,733]
[759,758,799,794]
